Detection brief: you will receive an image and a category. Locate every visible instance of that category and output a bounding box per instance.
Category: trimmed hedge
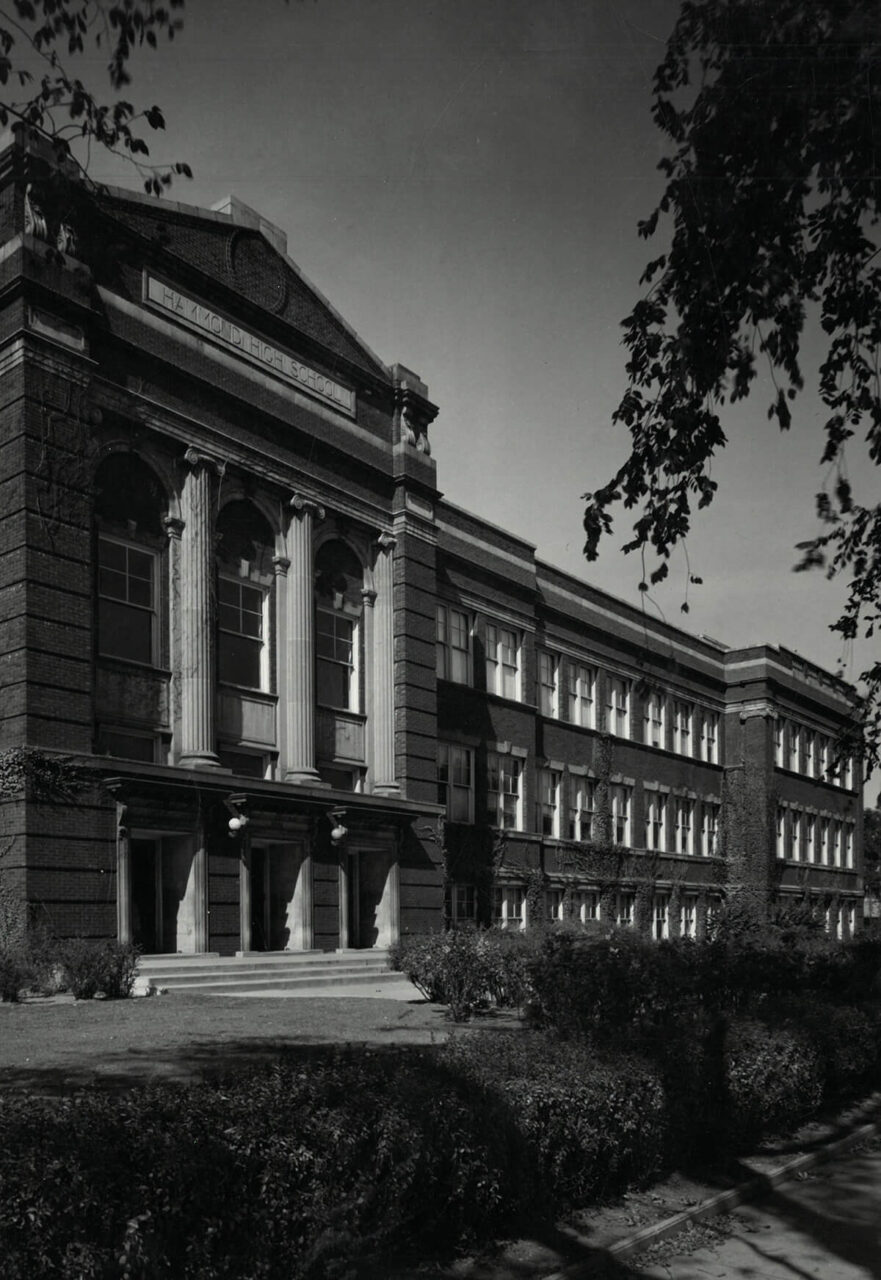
[391,928,534,1020]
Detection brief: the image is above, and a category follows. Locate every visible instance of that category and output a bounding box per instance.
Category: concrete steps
[135,949,403,996]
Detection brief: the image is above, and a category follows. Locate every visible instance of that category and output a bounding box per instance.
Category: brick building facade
[0,128,865,953]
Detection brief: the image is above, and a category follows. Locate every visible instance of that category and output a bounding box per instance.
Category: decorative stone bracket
[392,363,438,455]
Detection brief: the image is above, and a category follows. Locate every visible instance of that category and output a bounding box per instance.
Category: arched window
[216,500,275,691]
[315,540,363,712]
[95,453,166,666]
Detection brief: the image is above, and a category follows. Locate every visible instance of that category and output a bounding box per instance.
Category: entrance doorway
[340,845,398,948]
[243,842,309,951]
[130,836,199,954]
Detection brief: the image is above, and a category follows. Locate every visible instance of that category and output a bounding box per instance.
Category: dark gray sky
[82,0,872,720]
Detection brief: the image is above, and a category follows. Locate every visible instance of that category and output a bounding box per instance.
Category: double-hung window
[615,891,635,928]
[644,792,667,852]
[680,896,697,939]
[575,890,600,923]
[653,894,669,940]
[538,651,559,717]
[437,743,474,823]
[644,692,666,749]
[487,752,522,830]
[98,536,157,665]
[493,885,525,930]
[701,711,719,763]
[568,662,596,728]
[537,768,561,837]
[791,811,802,861]
[819,816,830,865]
[568,777,596,842]
[316,606,357,709]
[845,823,854,869]
[451,884,476,922]
[788,723,801,773]
[673,700,693,756]
[219,576,267,689]
[701,801,720,857]
[436,605,471,684]
[486,624,520,700]
[674,797,694,855]
[805,813,816,863]
[831,821,842,867]
[774,718,785,767]
[606,676,630,739]
[776,807,787,859]
[611,783,631,846]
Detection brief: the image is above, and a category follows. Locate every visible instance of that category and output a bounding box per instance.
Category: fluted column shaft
[284,494,324,784]
[372,532,400,795]
[179,448,222,769]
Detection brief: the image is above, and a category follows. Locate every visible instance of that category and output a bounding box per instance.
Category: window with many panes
[436,605,471,684]
[485,624,520,700]
[574,890,600,923]
[493,885,525,929]
[611,784,631,845]
[218,576,266,689]
[98,537,158,665]
[538,651,559,717]
[606,676,630,738]
[537,768,561,837]
[701,801,720,857]
[437,743,474,823]
[546,888,565,922]
[680,896,698,938]
[674,797,694,855]
[700,711,719,763]
[615,891,635,928]
[316,607,356,709]
[451,884,476,922]
[487,752,522,830]
[568,777,596,842]
[673,700,693,756]
[644,791,667,852]
[644,691,666,749]
[568,662,596,728]
[653,894,669,940]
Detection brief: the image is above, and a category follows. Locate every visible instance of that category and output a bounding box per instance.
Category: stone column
[371,532,400,795]
[116,802,132,944]
[178,448,223,769]
[284,493,324,784]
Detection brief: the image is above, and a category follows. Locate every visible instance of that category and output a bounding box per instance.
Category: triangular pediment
[92,188,389,383]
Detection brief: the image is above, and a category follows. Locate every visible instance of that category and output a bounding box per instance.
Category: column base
[284,768,330,787]
[372,781,401,797]
[179,753,224,771]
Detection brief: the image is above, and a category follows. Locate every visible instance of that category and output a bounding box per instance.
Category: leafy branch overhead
[583,0,880,772]
[0,0,190,193]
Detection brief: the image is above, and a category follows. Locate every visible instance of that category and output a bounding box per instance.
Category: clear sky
[76,0,874,772]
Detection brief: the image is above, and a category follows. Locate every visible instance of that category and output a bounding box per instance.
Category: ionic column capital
[290,493,325,521]
[163,515,185,541]
[183,446,226,477]
[361,587,378,609]
[272,554,291,578]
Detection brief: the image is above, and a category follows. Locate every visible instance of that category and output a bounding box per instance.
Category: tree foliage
[583,0,881,773]
[0,0,190,193]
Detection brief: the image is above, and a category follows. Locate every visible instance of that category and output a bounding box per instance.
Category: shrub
[0,1048,538,1279]
[392,928,537,1019]
[441,1031,668,1206]
[724,1019,824,1147]
[59,939,140,1000]
[0,947,30,1002]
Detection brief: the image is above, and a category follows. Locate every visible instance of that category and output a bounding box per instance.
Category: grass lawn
[0,992,510,1094]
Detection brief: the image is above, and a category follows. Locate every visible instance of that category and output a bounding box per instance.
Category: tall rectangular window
[451,884,476,922]
[98,536,157,665]
[606,677,630,739]
[788,723,801,772]
[546,889,565,922]
[701,711,719,763]
[487,752,522,830]
[831,821,842,867]
[805,813,816,863]
[644,692,666,749]
[819,816,830,865]
[436,605,471,684]
[615,891,635,928]
[538,651,559,717]
[437,743,474,823]
[701,801,720,857]
[493,885,525,930]
[486,624,520,700]
[537,768,561,837]
[680,896,698,939]
[644,792,668,852]
[774,718,785,767]
[776,807,787,859]
[575,890,600,923]
[791,810,802,861]
[611,784,631,846]
[653,894,669,940]
[568,662,596,728]
[568,778,596,842]
[817,736,829,780]
[673,701,693,756]
[219,576,266,689]
[845,823,854,869]
[316,607,356,709]
[674,797,694,855]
